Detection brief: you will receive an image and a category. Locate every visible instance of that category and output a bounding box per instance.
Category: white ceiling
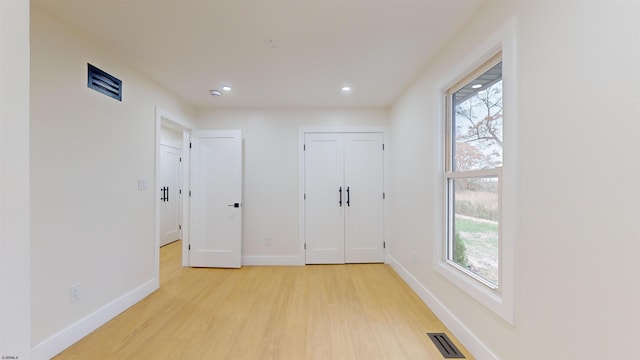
[33,0,484,109]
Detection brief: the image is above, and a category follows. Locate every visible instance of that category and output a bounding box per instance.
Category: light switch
[138,178,148,190]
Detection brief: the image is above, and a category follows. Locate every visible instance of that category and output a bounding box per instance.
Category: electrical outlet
[265,237,272,246]
[70,283,80,303]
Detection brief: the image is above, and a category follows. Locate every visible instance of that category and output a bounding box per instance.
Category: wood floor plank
[54,241,473,359]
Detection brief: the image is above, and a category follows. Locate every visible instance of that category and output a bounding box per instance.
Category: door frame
[297,127,390,264]
[154,107,195,285]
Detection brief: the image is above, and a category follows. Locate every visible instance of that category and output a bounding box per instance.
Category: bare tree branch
[452,81,503,169]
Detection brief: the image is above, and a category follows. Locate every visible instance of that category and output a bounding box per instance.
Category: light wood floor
[55,241,472,359]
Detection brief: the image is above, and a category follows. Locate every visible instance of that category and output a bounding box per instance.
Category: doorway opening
[159,125,183,248]
[154,107,193,286]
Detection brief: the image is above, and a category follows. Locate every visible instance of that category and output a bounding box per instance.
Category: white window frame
[435,18,517,325]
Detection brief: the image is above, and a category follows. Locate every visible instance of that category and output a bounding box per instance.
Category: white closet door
[304,133,345,264]
[189,130,243,268]
[344,133,384,263]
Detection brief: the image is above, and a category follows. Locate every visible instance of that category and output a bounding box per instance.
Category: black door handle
[346,186,350,207]
[339,186,342,207]
[160,187,168,202]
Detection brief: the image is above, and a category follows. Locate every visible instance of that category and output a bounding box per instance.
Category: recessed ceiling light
[471,84,483,89]
[341,86,352,93]
[209,89,221,97]
[221,85,232,92]
[265,39,279,48]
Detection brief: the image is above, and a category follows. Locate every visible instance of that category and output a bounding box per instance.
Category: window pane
[452,62,502,171]
[449,177,499,285]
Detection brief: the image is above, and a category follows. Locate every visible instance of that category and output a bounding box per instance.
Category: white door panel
[344,133,384,263]
[304,133,345,264]
[189,130,242,268]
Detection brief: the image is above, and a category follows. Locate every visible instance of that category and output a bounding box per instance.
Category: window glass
[446,58,502,288]
[450,177,499,285]
[452,62,503,171]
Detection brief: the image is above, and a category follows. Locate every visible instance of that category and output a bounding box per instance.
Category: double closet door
[304,132,384,264]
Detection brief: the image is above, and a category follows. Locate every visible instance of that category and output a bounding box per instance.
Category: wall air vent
[87,63,122,101]
[427,333,466,358]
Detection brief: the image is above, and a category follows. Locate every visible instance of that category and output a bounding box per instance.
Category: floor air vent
[87,63,122,101]
[427,333,465,358]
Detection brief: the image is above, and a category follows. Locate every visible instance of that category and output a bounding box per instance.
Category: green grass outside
[455,216,498,240]
[455,215,499,284]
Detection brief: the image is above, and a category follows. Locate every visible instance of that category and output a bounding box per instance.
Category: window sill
[445,260,498,290]
[435,258,513,325]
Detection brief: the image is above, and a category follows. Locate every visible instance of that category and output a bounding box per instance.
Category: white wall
[30,7,195,356]
[197,109,388,263]
[389,1,640,359]
[0,0,31,358]
[160,125,183,149]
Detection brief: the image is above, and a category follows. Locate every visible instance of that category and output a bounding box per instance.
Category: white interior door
[160,144,182,247]
[344,133,384,263]
[304,133,345,264]
[189,130,242,268]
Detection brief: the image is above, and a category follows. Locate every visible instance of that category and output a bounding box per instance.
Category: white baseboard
[242,255,304,266]
[386,255,499,360]
[31,278,158,360]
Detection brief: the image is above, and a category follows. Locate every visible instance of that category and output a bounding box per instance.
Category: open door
[188,130,242,268]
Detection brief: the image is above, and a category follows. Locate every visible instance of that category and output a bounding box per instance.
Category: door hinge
[304,193,306,200]
[189,190,191,197]
[383,242,386,249]
[382,143,385,150]
[179,157,182,162]
[303,144,306,151]
[189,142,192,149]
[179,225,182,230]
[383,192,386,199]
[179,189,182,194]
[304,243,306,250]
[188,244,191,250]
